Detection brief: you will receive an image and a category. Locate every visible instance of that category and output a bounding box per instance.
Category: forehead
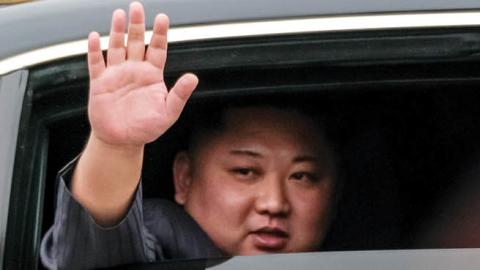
[188,105,335,165]
[223,106,319,134]
[215,106,328,152]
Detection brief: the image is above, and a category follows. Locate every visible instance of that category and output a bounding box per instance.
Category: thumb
[166,73,198,120]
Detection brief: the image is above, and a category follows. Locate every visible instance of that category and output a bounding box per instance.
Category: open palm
[87,2,197,146]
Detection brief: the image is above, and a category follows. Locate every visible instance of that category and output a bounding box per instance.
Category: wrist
[88,132,144,157]
[72,132,144,223]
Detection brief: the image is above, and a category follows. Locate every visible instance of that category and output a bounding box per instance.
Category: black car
[1,0,480,269]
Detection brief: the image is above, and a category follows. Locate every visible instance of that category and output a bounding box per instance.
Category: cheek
[190,170,254,217]
[289,185,333,249]
[184,170,256,252]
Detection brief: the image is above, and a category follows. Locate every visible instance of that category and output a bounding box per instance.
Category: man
[41,2,337,269]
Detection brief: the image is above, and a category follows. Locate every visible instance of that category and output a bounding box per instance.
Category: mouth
[250,227,289,251]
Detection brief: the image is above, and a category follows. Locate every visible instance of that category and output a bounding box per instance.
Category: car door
[3,1,480,270]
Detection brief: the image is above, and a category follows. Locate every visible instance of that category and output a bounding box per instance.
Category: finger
[88,32,106,80]
[166,73,199,119]
[146,14,169,69]
[107,9,126,65]
[127,1,146,61]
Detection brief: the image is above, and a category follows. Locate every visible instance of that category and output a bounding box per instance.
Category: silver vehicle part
[0,70,28,268]
[208,249,480,270]
[2,11,480,75]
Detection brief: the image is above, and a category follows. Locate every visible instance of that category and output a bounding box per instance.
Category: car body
[2,0,480,269]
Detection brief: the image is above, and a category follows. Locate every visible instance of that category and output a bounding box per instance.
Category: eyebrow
[293,155,319,163]
[229,149,264,158]
[229,149,319,162]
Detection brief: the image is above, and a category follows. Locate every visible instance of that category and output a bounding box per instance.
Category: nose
[254,174,291,216]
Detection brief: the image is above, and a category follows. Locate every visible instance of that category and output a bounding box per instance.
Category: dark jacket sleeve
[40,159,159,270]
[143,199,224,260]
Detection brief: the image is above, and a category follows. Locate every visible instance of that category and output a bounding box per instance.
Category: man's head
[173,105,336,255]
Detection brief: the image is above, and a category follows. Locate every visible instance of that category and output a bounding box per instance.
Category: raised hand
[71,2,198,226]
[87,1,198,147]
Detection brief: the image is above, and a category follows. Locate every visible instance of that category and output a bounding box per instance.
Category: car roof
[1,0,480,62]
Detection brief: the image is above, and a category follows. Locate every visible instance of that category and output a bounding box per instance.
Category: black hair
[183,94,340,186]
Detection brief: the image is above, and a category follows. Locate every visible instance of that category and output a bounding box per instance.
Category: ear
[173,151,193,205]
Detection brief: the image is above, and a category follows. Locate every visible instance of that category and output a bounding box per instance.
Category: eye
[232,167,254,176]
[230,167,258,179]
[290,172,318,183]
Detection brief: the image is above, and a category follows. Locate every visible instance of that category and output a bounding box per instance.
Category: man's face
[174,107,334,255]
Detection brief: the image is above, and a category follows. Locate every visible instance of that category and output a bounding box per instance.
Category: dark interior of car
[6,27,480,269]
[43,76,480,251]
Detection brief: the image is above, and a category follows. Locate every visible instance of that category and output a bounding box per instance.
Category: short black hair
[183,94,339,182]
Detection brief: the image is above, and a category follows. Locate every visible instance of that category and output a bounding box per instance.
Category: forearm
[41,173,155,269]
[71,133,143,226]
[72,0,196,227]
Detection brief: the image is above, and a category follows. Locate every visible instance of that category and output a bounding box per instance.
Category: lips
[250,227,289,251]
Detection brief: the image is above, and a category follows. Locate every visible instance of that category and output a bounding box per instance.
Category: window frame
[4,10,480,270]
[0,70,28,269]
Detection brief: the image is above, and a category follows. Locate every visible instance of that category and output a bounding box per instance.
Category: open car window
[2,2,480,269]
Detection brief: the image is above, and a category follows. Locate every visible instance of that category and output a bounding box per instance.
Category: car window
[4,18,480,270]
